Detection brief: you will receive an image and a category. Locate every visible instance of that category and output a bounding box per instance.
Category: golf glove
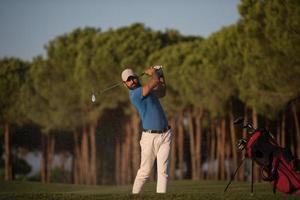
[153,65,163,70]
[153,66,163,77]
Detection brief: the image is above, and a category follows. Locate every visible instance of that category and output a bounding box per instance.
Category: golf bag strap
[261,155,280,182]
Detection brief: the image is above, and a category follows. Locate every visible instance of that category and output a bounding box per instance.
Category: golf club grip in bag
[247,129,300,195]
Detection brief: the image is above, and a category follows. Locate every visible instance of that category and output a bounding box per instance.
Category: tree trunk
[73,131,82,184]
[89,124,97,185]
[188,110,197,180]
[209,119,217,180]
[220,118,226,180]
[120,122,125,185]
[59,151,67,183]
[131,111,140,181]
[229,111,238,180]
[206,119,213,179]
[41,133,54,183]
[47,133,55,182]
[292,105,300,158]
[41,134,47,183]
[81,125,90,184]
[115,131,121,185]
[195,108,203,179]
[126,122,132,183]
[281,112,286,148]
[121,122,130,184]
[177,111,184,179]
[169,117,177,179]
[4,123,12,181]
[216,119,221,180]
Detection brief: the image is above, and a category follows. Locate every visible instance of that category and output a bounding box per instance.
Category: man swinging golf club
[121,66,172,194]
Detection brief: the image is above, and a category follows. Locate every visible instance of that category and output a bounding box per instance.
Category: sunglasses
[126,76,138,82]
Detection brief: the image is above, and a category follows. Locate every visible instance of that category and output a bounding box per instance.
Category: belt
[143,126,171,134]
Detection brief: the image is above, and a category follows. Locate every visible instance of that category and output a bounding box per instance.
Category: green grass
[0,180,299,200]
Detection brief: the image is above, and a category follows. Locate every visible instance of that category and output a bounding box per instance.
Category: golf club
[91,72,145,103]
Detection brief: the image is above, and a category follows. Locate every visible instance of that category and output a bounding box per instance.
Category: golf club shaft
[95,82,123,95]
[94,72,145,95]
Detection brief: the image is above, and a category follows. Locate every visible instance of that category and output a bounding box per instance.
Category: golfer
[121,66,172,194]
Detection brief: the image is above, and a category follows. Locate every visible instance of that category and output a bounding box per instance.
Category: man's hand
[144,67,156,76]
[153,65,163,70]
[152,66,165,98]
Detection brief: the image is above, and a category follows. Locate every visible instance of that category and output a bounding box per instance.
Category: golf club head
[236,138,247,151]
[234,117,244,125]
[91,70,146,103]
[91,93,96,103]
[245,123,256,135]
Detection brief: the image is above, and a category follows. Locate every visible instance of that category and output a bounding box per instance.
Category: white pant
[132,129,172,194]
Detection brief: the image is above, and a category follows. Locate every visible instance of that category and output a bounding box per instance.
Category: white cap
[121,68,135,82]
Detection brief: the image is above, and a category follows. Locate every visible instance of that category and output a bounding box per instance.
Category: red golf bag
[247,128,300,195]
[225,117,300,195]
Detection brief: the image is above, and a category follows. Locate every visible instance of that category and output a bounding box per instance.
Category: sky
[0,0,241,61]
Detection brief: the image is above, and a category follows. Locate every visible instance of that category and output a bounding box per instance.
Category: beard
[127,80,141,90]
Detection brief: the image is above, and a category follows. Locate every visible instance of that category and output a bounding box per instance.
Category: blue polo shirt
[129,86,168,130]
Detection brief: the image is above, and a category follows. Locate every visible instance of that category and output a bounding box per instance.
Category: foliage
[147,39,203,115]
[0,58,29,124]
[237,0,300,117]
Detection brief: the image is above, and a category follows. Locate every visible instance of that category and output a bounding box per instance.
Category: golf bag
[225,117,300,195]
[247,128,300,195]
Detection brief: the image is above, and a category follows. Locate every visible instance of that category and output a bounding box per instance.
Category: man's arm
[142,67,159,97]
[142,67,166,98]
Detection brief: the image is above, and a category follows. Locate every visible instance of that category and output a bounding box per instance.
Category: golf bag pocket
[248,131,300,195]
[248,131,278,166]
[262,152,300,195]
